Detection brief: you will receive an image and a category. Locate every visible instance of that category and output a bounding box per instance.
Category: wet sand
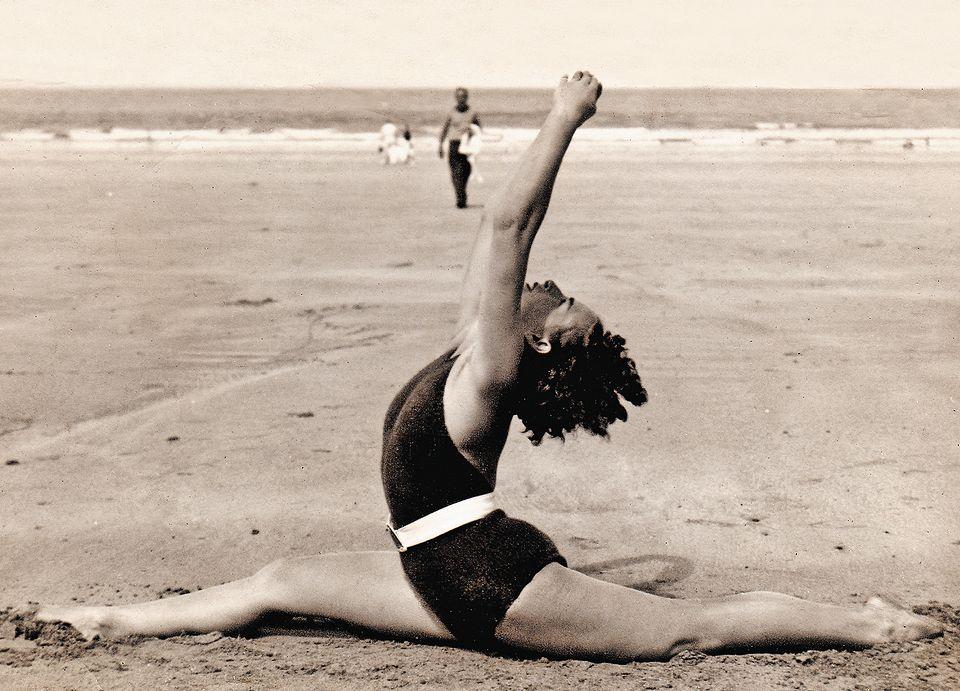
[2,147,959,688]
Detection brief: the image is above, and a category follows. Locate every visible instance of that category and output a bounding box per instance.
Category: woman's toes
[863,596,944,642]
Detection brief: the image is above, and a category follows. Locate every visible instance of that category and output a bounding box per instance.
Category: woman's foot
[35,605,117,641]
[864,595,943,643]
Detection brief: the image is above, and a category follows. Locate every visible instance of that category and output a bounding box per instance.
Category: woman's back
[381,350,492,527]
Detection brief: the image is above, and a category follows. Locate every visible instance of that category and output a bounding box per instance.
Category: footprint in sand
[685,518,738,528]
[225,297,275,307]
[569,536,603,550]
[576,554,694,595]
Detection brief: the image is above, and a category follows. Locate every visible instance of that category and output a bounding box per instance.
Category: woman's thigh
[262,550,455,642]
[495,562,694,661]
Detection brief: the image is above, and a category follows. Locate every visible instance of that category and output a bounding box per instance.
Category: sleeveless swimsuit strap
[387,492,497,552]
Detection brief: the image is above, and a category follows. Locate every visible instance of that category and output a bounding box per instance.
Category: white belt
[387,492,497,552]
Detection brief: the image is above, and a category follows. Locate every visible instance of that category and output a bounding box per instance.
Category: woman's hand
[552,71,602,127]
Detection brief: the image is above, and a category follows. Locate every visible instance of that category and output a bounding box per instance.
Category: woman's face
[520,281,601,348]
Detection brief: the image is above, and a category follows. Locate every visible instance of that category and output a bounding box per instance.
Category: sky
[2,0,959,89]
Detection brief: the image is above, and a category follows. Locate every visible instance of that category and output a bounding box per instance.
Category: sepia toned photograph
[1,1,958,688]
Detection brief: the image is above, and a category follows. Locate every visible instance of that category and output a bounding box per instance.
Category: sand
[1,146,959,688]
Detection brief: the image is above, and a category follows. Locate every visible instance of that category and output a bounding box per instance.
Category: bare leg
[38,551,453,642]
[38,555,941,660]
[496,564,943,662]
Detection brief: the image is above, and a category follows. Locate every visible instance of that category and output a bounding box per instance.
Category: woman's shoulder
[398,350,459,400]
[383,350,457,435]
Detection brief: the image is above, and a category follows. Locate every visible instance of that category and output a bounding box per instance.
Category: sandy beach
[2,146,958,688]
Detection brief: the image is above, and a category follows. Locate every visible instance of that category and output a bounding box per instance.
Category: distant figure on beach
[398,123,414,165]
[438,87,482,208]
[379,122,413,166]
[37,72,941,662]
[379,122,397,156]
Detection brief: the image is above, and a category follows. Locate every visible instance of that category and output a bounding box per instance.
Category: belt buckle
[385,522,406,552]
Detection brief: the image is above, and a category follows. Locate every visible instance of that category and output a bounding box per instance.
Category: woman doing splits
[38,72,941,662]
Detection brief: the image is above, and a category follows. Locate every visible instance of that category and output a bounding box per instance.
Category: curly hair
[514,322,648,445]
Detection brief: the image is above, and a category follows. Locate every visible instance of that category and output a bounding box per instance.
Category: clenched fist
[553,71,602,126]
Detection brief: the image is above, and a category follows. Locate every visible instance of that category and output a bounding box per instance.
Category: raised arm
[454,72,601,350]
[445,72,601,464]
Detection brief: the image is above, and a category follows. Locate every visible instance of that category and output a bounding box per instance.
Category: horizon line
[2,83,959,91]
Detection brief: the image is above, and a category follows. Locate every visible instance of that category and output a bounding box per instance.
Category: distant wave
[3,126,960,150]
[2,88,959,133]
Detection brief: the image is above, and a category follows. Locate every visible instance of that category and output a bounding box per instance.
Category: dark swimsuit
[381,349,566,645]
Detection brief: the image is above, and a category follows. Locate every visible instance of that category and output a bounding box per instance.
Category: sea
[2,88,959,149]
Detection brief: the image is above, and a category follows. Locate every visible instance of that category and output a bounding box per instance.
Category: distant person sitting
[379,122,413,166]
[379,122,398,165]
[438,87,482,208]
[396,124,414,165]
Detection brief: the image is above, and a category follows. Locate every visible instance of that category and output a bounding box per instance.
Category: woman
[39,72,940,661]
[438,86,481,208]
